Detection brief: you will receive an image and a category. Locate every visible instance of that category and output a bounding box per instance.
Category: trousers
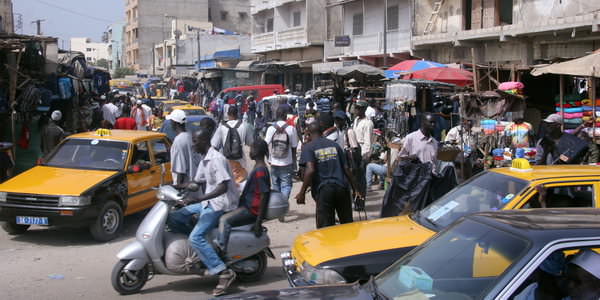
[217,207,257,253]
[316,183,353,228]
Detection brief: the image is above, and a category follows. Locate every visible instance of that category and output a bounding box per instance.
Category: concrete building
[250,0,327,92]
[412,0,600,67]
[70,37,110,66]
[106,22,125,74]
[209,0,251,34]
[123,0,209,74]
[0,0,13,33]
[323,0,412,67]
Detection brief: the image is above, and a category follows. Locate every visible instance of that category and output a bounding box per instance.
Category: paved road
[0,183,384,300]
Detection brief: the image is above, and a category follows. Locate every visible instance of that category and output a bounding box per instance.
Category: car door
[125,140,156,215]
[512,181,598,209]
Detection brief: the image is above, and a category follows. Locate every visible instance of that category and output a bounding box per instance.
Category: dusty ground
[0,182,385,300]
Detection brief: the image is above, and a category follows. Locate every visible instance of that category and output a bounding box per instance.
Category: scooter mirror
[186,183,200,192]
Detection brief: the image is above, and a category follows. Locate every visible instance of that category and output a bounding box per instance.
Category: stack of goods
[555,94,583,133]
[498,81,525,96]
[481,119,497,135]
[582,99,600,128]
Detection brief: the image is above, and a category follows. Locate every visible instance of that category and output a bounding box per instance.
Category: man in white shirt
[131,99,152,130]
[211,105,254,181]
[167,128,239,296]
[400,113,439,164]
[168,109,200,185]
[365,101,377,120]
[101,97,120,126]
[352,100,374,197]
[265,107,298,203]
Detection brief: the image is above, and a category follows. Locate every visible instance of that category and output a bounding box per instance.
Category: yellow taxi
[159,100,189,117]
[282,160,600,286]
[171,104,206,116]
[0,130,172,242]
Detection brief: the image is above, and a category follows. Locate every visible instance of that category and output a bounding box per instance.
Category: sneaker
[212,269,236,296]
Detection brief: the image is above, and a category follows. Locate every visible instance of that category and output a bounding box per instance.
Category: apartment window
[387,5,399,30]
[86,48,92,52]
[352,13,363,35]
[266,18,274,32]
[239,12,248,20]
[221,11,228,21]
[498,0,513,25]
[293,11,301,27]
[86,57,92,62]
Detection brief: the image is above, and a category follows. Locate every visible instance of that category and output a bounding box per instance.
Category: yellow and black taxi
[0,129,172,242]
[171,104,206,116]
[282,160,600,286]
[217,209,600,300]
[159,100,189,117]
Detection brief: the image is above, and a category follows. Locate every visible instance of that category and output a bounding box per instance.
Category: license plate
[16,216,49,225]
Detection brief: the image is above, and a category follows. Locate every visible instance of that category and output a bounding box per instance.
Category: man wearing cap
[536,113,586,165]
[41,110,65,155]
[352,100,374,196]
[168,109,201,186]
[131,99,151,131]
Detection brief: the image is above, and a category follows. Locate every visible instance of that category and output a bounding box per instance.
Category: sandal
[212,269,236,296]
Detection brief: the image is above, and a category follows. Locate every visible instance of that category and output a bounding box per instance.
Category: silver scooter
[111,184,287,295]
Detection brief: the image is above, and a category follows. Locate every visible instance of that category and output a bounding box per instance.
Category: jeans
[316,184,353,228]
[366,163,386,186]
[271,164,293,199]
[217,207,257,253]
[167,203,226,275]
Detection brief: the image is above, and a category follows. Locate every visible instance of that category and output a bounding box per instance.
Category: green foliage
[113,67,135,78]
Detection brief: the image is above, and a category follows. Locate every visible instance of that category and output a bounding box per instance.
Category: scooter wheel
[235,252,268,283]
[111,260,149,295]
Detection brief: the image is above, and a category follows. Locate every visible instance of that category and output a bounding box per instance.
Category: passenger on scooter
[166,128,240,296]
[216,138,271,253]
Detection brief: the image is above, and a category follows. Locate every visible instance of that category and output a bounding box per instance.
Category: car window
[151,139,170,164]
[376,219,530,300]
[521,184,594,209]
[45,138,129,170]
[131,141,151,165]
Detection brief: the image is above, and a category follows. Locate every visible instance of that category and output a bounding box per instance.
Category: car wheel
[111,260,149,295]
[1,221,30,235]
[90,200,123,242]
[234,251,268,283]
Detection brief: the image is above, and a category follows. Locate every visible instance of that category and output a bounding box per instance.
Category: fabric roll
[563,118,583,124]
[558,112,583,119]
[556,107,583,113]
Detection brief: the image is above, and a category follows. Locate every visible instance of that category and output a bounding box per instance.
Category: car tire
[1,221,30,235]
[90,200,123,242]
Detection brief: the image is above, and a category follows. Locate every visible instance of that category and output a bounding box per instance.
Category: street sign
[335,35,351,47]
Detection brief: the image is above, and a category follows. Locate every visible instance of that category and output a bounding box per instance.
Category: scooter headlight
[156,189,167,201]
[300,262,346,285]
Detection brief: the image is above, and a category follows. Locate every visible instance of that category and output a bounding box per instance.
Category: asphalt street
[0,182,384,300]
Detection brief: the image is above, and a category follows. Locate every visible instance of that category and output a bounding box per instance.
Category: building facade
[107,22,125,74]
[250,0,327,92]
[209,0,251,34]
[123,0,209,74]
[412,0,600,66]
[0,0,13,33]
[70,37,110,65]
[323,0,412,67]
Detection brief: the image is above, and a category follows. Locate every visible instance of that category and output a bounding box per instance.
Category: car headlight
[300,262,346,284]
[59,196,91,206]
[0,192,6,202]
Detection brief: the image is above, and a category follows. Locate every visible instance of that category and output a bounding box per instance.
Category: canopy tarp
[531,51,600,77]
[335,64,384,80]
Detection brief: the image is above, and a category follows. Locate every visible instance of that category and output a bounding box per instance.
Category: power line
[32,0,115,23]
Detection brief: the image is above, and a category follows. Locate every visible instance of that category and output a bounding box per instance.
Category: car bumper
[281,251,314,287]
[0,203,100,226]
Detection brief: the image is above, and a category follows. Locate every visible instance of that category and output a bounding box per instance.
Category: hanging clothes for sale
[381,160,434,217]
[58,77,73,99]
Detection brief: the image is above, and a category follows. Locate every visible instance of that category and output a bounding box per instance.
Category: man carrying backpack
[211,105,254,183]
[265,107,299,222]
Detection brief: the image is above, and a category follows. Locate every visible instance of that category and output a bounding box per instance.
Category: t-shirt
[240,166,271,216]
[211,120,255,167]
[194,147,239,212]
[114,117,137,130]
[504,122,533,148]
[170,132,200,184]
[265,120,299,166]
[299,137,348,195]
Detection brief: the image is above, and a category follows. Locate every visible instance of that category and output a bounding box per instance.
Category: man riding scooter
[166,128,240,296]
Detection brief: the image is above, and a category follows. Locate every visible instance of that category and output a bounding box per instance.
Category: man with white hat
[41,110,65,155]
[535,113,587,165]
[168,109,200,186]
[565,249,600,300]
[131,99,152,130]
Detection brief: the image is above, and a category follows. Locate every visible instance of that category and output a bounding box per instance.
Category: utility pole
[196,30,201,69]
[383,0,388,69]
[32,19,45,35]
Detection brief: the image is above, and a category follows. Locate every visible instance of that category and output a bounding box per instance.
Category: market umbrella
[335,64,385,80]
[385,60,446,79]
[403,67,474,87]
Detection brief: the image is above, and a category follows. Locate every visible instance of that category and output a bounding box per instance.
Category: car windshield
[182,109,205,116]
[45,138,129,170]
[417,172,528,229]
[375,219,529,300]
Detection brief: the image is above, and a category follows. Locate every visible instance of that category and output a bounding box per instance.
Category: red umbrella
[403,67,474,86]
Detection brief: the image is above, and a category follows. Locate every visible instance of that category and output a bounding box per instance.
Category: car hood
[293,215,435,267]
[0,166,118,196]
[217,284,372,300]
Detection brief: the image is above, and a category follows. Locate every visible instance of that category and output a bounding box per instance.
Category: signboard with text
[334,35,351,47]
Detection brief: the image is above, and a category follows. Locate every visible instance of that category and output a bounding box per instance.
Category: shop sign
[335,35,351,47]
[235,72,250,79]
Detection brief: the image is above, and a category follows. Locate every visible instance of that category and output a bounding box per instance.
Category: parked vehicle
[218,208,600,300]
[111,184,289,295]
[0,129,172,241]
[158,100,189,117]
[221,84,284,103]
[283,160,600,286]
[170,104,206,116]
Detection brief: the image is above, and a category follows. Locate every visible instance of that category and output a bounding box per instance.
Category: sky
[13,0,124,48]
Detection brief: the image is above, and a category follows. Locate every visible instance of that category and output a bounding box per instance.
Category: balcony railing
[251,27,309,53]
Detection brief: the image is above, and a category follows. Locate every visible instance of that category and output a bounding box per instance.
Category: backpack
[271,123,290,159]
[223,121,243,160]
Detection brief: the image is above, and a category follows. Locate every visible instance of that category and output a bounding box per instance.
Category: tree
[113,67,135,78]
[95,58,109,69]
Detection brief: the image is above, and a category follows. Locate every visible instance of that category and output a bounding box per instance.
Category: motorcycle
[111,184,288,295]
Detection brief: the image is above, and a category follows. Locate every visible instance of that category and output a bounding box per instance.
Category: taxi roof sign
[95,129,112,136]
[510,158,532,172]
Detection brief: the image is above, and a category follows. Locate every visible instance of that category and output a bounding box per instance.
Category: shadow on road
[8,209,149,246]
